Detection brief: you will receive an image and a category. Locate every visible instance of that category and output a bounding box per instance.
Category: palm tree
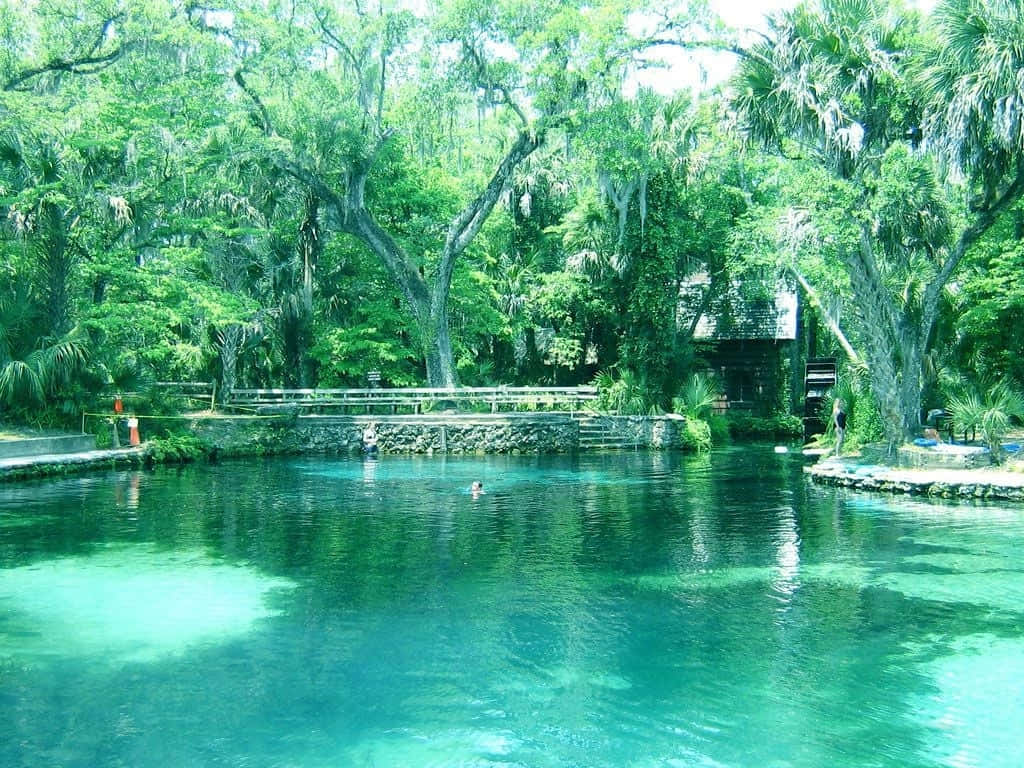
[948,380,1024,463]
[730,0,1024,450]
[673,372,721,421]
[920,0,1024,200]
[0,282,89,410]
[0,131,82,338]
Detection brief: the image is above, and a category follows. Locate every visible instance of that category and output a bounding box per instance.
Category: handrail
[128,383,598,414]
[223,385,598,414]
[228,386,596,397]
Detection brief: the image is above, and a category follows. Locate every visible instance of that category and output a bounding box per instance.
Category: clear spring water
[1,447,1023,767]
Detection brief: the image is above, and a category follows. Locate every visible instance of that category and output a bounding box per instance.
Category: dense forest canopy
[1,0,1023,446]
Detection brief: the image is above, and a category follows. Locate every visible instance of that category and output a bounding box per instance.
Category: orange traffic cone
[127,417,140,446]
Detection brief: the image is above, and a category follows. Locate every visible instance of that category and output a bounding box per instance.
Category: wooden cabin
[680,276,800,415]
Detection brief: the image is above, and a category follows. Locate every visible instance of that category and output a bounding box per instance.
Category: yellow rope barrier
[81,411,292,422]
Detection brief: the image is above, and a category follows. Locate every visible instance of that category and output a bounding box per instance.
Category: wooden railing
[107,382,216,410]
[155,381,216,408]
[225,386,599,415]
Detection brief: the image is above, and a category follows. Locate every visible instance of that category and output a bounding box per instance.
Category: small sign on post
[367,371,381,389]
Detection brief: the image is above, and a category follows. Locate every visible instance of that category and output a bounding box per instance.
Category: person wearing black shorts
[832,399,847,456]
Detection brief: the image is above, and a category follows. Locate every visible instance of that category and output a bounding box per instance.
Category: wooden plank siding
[699,339,789,415]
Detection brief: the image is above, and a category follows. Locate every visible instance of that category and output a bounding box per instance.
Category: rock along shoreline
[805,458,1024,502]
[0,447,147,482]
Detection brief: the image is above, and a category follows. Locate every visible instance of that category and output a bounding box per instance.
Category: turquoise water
[1,447,1023,767]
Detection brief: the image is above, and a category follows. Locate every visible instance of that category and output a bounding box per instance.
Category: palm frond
[924,0,1024,177]
[0,359,45,405]
[673,372,721,421]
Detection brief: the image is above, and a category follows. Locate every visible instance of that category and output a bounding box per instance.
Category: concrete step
[573,414,638,450]
[0,434,97,459]
[578,436,636,445]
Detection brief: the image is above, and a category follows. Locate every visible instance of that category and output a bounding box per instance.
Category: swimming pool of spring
[2,446,1022,767]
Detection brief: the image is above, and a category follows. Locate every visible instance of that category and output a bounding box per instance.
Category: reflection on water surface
[1,448,1022,768]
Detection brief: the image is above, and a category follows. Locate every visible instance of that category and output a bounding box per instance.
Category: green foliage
[727,413,803,440]
[310,322,420,387]
[0,323,90,410]
[450,262,508,385]
[143,432,210,464]
[947,380,1024,463]
[809,369,885,452]
[615,170,713,404]
[954,207,1024,388]
[835,369,885,449]
[82,253,228,386]
[679,417,713,453]
[593,368,654,416]
[528,269,614,383]
[673,372,720,421]
[730,0,1024,446]
[1,0,1022,453]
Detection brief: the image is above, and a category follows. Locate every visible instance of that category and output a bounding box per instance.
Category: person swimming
[362,422,379,455]
[470,480,484,497]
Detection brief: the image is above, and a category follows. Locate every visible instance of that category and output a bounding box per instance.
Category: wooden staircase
[803,357,837,440]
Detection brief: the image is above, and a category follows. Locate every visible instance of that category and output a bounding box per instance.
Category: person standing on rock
[832,398,847,457]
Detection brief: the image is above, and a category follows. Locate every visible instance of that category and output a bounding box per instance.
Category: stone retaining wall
[186,413,696,457]
[0,413,693,483]
[187,413,581,457]
[578,414,687,449]
[0,447,145,481]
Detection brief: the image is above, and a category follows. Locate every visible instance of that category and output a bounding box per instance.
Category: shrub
[708,413,731,443]
[673,373,726,449]
[143,433,209,464]
[816,366,884,451]
[593,368,653,415]
[673,372,719,421]
[947,379,1024,463]
[679,417,713,453]
[727,413,803,440]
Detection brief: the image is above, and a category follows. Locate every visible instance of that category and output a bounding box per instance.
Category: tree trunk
[424,311,458,387]
[846,229,920,449]
[862,330,924,453]
[218,324,243,402]
[343,201,458,387]
[285,131,541,388]
[38,204,75,337]
[297,191,320,388]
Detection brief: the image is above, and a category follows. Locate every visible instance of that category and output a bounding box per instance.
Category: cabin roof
[680,275,798,341]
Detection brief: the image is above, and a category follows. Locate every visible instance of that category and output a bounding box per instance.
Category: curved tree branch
[233,70,273,137]
[789,268,864,367]
[3,15,124,91]
[919,160,1024,343]
[431,129,542,313]
[4,49,123,91]
[460,41,529,127]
